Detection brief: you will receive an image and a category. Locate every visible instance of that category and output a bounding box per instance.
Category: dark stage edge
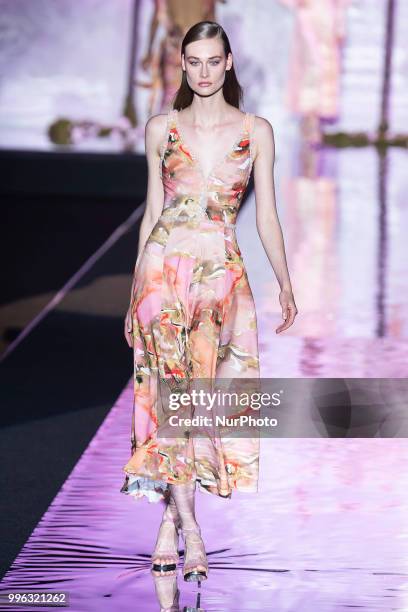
[0,196,143,578]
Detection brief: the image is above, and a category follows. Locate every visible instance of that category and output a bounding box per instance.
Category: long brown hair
[172,21,243,110]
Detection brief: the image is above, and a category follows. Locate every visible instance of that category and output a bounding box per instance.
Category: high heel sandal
[151,517,180,575]
[181,525,208,583]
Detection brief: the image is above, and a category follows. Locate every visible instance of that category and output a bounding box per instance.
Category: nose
[200,63,209,78]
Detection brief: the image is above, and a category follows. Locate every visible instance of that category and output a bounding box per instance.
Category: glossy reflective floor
[1,381,408,611]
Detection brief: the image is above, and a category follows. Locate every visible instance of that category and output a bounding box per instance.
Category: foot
[181,525,208,582]
[151,517,180,576]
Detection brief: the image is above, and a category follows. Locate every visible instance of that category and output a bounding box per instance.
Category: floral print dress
[120,108,260,503]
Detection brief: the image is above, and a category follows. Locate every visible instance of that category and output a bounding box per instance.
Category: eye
[188,60,221,66]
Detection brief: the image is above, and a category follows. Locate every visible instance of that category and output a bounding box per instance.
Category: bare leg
[163,492,181,525]
[151,494,181,576]
[169,480,208,581]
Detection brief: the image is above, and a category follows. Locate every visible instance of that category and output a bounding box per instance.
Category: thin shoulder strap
[164,108,177,138]
[159,108,177,178]
[244,112,255,160]
[168,107,177,127]
[159,109,176,155]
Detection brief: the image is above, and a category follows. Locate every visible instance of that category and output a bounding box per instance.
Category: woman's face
[181,37,232,96]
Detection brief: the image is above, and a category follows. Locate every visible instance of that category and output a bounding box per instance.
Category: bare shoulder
[145,112,169,154]
[145,113,168,137]
[253,115,274,138]
[252,115,275,160]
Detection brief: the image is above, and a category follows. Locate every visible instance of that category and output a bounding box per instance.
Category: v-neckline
[174,109,248,184]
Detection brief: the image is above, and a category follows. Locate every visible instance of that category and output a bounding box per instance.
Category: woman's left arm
[252,116,298,333]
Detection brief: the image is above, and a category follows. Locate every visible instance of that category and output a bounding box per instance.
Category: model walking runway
[1,3,408,611]
[121,109,260,504]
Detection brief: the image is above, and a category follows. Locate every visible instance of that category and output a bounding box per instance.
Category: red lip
[199,82,211,85]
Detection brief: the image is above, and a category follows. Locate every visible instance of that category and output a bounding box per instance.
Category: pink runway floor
[1,379,408,611]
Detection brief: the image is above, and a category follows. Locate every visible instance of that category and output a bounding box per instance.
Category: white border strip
[1,201,146,363]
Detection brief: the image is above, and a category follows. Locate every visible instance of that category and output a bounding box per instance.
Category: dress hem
[120,473,257,503]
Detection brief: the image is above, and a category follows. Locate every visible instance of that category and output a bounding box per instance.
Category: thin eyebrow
[186,55,223,60]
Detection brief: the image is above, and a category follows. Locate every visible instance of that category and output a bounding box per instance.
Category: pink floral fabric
[120,108,260,503]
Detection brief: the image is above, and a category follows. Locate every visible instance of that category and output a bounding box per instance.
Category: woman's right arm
[130,113,167,290]
[124,113,167,346]
[134,113,167,265]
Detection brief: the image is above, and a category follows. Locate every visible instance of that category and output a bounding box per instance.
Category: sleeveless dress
[120,108,260,503]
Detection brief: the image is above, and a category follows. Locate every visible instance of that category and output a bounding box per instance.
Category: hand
[124,306,133,348]
[276,289,298,333]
